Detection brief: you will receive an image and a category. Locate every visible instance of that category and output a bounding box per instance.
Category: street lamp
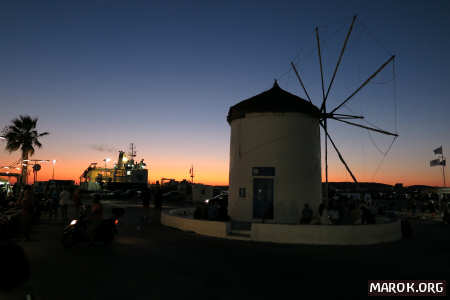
[103,158,111,179]
[104,158,111,169]
[52,160,56,180]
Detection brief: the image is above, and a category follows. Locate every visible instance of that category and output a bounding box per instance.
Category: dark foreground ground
[16,202,450,300]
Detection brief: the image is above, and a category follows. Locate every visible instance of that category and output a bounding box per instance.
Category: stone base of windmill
[161,208,402,245]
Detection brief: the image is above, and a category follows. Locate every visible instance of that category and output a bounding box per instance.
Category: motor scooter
[61,206,124,248]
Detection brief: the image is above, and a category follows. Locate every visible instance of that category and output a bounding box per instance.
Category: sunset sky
[1,0,450,187]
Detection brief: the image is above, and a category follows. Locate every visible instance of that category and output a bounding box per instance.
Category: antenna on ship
[129,143,137,160]
[189,164,194,184]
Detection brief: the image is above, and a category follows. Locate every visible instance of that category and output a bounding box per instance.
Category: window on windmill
[239,188,246,198]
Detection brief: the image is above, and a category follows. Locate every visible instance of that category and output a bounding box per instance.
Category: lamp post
[104,158,111,169]
[103,158,111,177]
[52,160,56,180]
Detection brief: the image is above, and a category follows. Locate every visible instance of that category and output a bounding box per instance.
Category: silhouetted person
[318,202,325,217]
[0,189,7,208]
[300,204,313,224]
[193,205,202,219]
[142,188,150,209]
[0,242,31,299]
[361,204,369,225]
[218,201,228,221]
[48,188,59,221]
[443,203,450,224]
[142,188,151,223]
[350,204,361,224]
[431,200,437,214]
[154,186,162,210]
[208,201,219,220]
[20,186,33,241]
[88,197,103,244]
[32,191,43,225]
[73,188,81,218]
[59,188,71,223]
[411,199,417,216]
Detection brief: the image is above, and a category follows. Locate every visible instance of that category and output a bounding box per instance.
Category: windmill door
[253,178,274,219]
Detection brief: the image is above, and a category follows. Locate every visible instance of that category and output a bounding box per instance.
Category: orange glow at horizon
[1,143,448,188]
[0,151,230,186]
[1,159,447,188]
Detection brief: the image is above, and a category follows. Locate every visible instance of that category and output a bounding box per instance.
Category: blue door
[253,178,274,219]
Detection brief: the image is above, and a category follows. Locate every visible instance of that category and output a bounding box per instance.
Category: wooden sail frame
[290,15,398,205]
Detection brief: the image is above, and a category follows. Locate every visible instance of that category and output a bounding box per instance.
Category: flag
[434,146,443,155]
[430,158,445,167]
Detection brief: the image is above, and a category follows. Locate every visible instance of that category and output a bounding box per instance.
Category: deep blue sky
[1,0,449,185]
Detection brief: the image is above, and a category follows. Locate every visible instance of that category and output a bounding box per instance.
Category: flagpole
[442,152,446,187]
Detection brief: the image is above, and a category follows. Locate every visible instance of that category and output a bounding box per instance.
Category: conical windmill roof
[227,81,320,123]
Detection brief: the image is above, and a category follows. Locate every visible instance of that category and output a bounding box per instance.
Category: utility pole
[52,160,56,180]
[441,152,446,187]
[190,165,194,184]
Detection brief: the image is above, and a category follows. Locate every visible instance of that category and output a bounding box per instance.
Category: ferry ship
[80,143,148,191]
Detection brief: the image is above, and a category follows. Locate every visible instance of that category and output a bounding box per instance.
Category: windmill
[290,15,398,204]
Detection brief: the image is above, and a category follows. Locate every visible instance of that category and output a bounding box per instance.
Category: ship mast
[129,143,137,160]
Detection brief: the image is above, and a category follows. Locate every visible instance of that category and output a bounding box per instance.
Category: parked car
[194,193,229,221]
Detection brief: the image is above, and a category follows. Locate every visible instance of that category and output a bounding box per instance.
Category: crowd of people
[408,197,445,215]
[0,184,87,242]
[299,194,450,225]
[300,197,382,225]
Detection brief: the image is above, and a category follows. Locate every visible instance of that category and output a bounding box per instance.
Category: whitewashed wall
[162,209,229,238]
[251,221,402,245]
[229,112,322,224]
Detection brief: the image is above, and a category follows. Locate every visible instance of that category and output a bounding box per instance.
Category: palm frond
[12,118,23,130]
[34,139,42,148]
[2,115,48,159]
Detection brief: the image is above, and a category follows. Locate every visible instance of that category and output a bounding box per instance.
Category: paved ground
[15,201,450,299]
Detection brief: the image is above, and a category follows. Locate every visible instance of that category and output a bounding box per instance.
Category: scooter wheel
[62,233,75,248]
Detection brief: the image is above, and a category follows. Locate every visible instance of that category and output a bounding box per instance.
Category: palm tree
[2,115,49,185]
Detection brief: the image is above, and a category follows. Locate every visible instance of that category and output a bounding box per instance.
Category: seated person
[328,208,340,224]
[207,201,219,220]
[300,204,313,224]
[350,204,361,224]
[443,205,449,224]
[87,197,103,242]
[193,205,203,219]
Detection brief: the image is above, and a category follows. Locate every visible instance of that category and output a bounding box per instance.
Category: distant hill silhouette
[323,182,393,192]
[405,185,435,190]
[322,182,439,193]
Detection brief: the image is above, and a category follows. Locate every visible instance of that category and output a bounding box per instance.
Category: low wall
[251,221,401,245]
[162,208,401,245]
[162,209,229,238]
